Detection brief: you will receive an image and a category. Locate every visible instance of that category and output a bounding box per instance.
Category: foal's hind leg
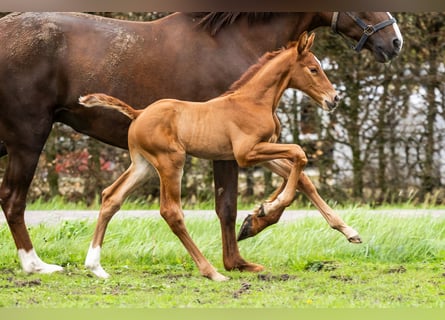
[157,155,228,281]
[85,155,151,278]
[297,172,361,243]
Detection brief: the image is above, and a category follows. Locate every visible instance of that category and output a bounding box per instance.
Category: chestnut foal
[79,32,341,281]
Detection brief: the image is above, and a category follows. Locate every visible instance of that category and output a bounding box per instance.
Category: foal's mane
[222,41,297,96]
[187,12,277,36]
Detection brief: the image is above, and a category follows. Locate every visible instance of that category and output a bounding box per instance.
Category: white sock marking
[85,244,110,278]
[17,248,63,274]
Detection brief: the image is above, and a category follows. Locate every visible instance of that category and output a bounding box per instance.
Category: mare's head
[331,12,403,63]
[289,32,339,112]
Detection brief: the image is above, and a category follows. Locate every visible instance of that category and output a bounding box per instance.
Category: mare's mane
[187,12,277,36]
[222,41,298,96]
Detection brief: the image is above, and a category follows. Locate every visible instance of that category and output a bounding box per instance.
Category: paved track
[1,208,444,226]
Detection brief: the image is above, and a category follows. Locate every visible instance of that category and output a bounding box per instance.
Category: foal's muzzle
[325,95,340,112]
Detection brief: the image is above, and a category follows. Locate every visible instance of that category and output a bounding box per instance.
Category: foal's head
[289,32,339,112]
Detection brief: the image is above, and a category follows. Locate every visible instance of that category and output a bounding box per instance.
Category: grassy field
[0,208,444,308]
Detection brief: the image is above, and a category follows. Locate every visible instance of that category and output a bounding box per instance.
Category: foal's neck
[237,49,295,111]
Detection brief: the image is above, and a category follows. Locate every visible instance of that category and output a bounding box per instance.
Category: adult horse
[0,12,402,274]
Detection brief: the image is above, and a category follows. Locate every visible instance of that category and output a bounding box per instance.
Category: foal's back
[130,97,245,161]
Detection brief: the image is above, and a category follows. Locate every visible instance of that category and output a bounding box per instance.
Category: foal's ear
[297,31,308,54]
[306,33,315,51]
[297,32,316,54]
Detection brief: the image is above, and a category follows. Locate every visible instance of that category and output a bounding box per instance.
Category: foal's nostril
[334,95,340,103]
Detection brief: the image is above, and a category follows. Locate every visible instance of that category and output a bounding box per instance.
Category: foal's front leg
[236,142,308,241]
[156,154,229,281]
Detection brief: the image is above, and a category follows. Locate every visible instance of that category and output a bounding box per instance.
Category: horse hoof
[86,264,110,279]
[238,262,265,273]
[237,214,255,241]
[34,263,64,274]
[210,273,230,282]
[348,234,362,244]
[43,264,64,274]
[18,249,64,274]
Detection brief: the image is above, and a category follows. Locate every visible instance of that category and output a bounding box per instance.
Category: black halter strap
[331,12,396,52]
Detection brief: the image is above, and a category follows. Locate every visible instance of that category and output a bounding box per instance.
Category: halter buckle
[364,25,375,36]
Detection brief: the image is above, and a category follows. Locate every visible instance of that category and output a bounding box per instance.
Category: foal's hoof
[86,264,110,279]
[238,262,265,273]
[208,272,230,282]
[237,214,256,241]
[348,234,362,244]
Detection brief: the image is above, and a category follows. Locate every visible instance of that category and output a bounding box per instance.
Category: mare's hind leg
[158,155,228,281]
[238,159,361,243]
[0,145,63,273]
[213,160,264,272]
[85,154,151,278]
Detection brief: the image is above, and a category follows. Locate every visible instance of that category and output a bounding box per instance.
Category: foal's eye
[309,67,318,74]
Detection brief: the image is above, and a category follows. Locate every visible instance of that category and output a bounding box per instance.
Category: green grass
[27,195,218,211]
[0,209,444,308]
[27,194,445,212]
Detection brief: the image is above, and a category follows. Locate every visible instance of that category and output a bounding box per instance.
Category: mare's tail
[79,93,142,120]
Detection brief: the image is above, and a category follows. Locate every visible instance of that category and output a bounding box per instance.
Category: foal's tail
[79,93,142,120]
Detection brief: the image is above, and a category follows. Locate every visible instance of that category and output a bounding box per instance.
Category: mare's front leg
[213,160,264,272]
[238,159,361,243]
[0,145,63,274]
[85,156,151,278]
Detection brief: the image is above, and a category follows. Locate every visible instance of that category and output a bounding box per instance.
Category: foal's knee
[291,145,308,167]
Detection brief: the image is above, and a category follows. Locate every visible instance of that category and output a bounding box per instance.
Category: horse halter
[331,12,396,52]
